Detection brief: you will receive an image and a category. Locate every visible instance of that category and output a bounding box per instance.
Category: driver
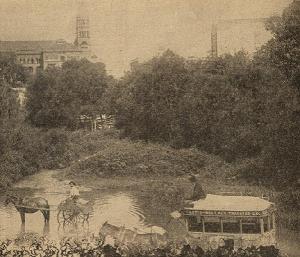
[69,181,80,202]
[187,174,206,201]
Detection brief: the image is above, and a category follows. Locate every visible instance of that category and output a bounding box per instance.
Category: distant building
[0,15,97,75]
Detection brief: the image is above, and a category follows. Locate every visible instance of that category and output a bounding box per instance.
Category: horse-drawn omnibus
[181,194,276,250]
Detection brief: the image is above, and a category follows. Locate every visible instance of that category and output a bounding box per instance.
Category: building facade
[0,15,96,75]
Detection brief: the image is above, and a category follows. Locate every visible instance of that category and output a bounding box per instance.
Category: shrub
[38,128,75,169]
[71,138,230,178]
[0,236,284,257]
[0,126,76,190]
[68,128,120,158]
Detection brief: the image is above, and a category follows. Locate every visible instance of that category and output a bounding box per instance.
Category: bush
[276,190,300,230]
[0,236,284,257]
[144,181,186,209]
[72,138,230,178]
[68,128,120,158]
[0,126,76,190]
[277,190,300,211]
[38,128,75,169]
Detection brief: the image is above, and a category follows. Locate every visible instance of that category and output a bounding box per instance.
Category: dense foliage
[0,56,76,190]
[26,59,111,129]
[71,129,229,179]
[260,1,300,86]
[0,53,29,85]
[0,236,283,257]
[0,125,75,189]
[108,1,300,190]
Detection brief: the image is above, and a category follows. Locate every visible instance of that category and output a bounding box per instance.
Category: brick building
[0,15,96,75]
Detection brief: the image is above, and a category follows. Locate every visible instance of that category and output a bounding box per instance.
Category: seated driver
[69,181,80,202]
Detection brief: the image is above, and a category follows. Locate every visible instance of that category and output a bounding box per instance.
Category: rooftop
[0,40,82,53]
[187,194,273,212]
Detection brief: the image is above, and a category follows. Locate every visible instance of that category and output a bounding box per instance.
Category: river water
[0,170,299,256]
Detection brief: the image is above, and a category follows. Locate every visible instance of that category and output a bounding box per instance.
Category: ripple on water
[0,170,151,241]
[4,169,299,257]
[91,192,149,230]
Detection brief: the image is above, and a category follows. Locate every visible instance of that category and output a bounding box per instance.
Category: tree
[256,0,300,88]
[0,53,29,85]
[0,53,27,126]
[114,50,190,143]
[180,52,264,161]
[0,54,40,188]
[26,59,110,129]
[253,1,300,188]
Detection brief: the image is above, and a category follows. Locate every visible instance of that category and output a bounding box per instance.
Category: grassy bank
[3,128,298,231]
[68,129,233,178]
[65,129,299,231]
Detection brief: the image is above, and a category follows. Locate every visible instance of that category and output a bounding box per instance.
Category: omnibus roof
[186,194,273,212]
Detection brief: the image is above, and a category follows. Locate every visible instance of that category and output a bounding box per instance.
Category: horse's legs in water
[46,210,50,223]
[41,210,50,223]
[82,214,89,228]
[83,214,89,225]
[20,212,25,224]
[43,222,50,235]
[20,223,25,233]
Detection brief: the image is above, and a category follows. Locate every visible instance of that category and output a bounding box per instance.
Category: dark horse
[5,195,50,224]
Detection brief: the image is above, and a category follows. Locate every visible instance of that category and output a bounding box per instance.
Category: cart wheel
[78,213,90,225]
[64,209,77,224]
[57,210,67,224]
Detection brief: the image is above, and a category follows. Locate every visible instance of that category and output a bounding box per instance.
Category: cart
[57,199,93,227]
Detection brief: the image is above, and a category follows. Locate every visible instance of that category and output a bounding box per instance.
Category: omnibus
[181,194,276,250]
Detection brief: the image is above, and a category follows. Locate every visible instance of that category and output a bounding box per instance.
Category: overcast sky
[0,0,292,77]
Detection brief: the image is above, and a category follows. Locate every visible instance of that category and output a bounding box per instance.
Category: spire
[74,0,90,50]
[77,0,89,17]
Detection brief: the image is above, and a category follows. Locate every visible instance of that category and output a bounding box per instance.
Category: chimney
[211,23,218,59]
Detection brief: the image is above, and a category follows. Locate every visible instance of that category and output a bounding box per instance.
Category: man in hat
[69,181,80,202]
[187,174,206,201]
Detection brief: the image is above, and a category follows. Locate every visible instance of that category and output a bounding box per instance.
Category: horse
[99,221,125,241]
[5,195,50,224]
[99,222,168,248]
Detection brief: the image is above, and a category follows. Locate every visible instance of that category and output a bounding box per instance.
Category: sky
[0,0,293,77]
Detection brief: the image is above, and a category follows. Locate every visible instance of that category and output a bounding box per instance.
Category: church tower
[75,15,90,50]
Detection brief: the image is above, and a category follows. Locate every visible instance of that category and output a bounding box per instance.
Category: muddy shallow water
[0,170,299,256]
[0,170,153,241]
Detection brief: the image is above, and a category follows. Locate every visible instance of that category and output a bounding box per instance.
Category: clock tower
[75,15,90,50]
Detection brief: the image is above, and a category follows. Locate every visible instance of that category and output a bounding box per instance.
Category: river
[0,169,299,256]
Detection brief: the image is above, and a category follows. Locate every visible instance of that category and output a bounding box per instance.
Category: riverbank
[2,128,299,252]
[64,129,270,197]
[3,168,298,257]
[65,129,299,231]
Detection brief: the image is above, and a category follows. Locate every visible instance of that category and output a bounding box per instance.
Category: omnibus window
[204,217,221,233]
[187,216,203,232]
[222,217,240,234]
[241,218,260,234]
[263,216,269,232]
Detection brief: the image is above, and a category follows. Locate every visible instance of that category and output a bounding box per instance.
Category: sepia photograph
[0,0,299,256]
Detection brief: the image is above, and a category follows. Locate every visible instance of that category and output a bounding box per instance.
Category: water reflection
[0,169,299,257]
[93,193,148,229]
[0,177,150,241]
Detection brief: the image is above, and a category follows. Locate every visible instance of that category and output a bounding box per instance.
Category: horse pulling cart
[57,199,93,227]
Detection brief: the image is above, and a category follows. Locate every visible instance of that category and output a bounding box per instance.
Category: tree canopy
[108,1,300,189]
[26,59,111,129]
[0,53,29,85]
[256,0,300,88]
